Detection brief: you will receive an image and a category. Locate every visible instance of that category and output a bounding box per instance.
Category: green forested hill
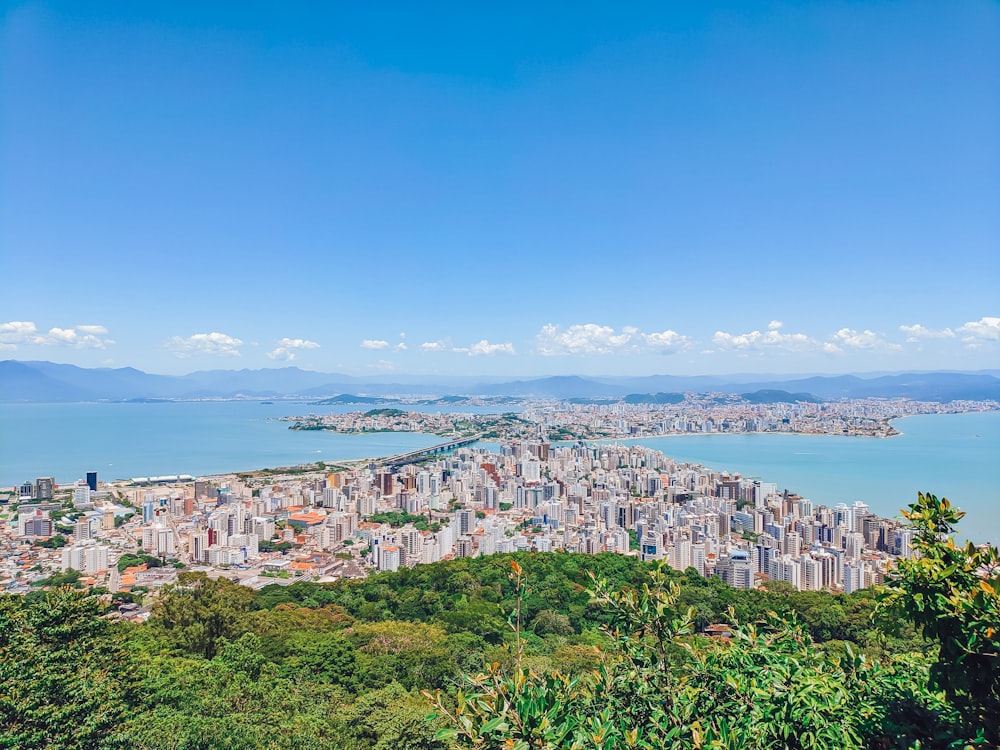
[256,551,890,652]
[1,494,996,749]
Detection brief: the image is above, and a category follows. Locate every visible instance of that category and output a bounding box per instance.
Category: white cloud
[537,323,634,355]
[899,324,955,343]
[0,321,37,343]
[773,333,815,349]
[267,337,320,361]
[468,339,516,356]
[283,338,319,349]
[0,321,40,350]
[360,339,389,350]
[394,342,407,351]
[642,329,690,352]
[166,332,243,358]
[830,328,899,350]
[0,320,114,350]
[370,359,396,371]
[421,338,516,355]
[957,316,1000,345]
[563,324,632,353]
[713,330,762,349]
[712,327,816,352]
[536,323,690,356]
[46,327,80,345]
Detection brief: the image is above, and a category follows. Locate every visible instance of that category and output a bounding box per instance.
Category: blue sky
[2,1,998,376]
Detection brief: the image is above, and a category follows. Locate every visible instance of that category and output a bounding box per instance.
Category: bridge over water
[375,434,484,467]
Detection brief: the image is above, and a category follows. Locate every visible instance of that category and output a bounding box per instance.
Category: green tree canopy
[151,571,257,659]
[0,588,130,749]
[878,491,1000,745]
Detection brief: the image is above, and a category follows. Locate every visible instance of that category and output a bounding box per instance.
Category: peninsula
[280,395,998,441]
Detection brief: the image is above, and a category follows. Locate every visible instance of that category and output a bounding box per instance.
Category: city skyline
[2,2,998,376]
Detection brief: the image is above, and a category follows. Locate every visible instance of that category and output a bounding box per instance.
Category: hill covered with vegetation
[0,493,996,749]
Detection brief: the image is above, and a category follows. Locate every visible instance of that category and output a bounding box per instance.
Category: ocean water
[0,401,466,484]
[1,403,997,543]
[622,411,1000,545]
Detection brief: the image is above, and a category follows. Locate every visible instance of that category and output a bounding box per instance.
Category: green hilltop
[1,493,996,749]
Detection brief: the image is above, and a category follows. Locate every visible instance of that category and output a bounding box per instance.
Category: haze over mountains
[2,360,999,404]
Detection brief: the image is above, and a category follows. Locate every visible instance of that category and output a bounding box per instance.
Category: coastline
[596,430,896,442]
[3,407,998,544]
[612,412,1000,545]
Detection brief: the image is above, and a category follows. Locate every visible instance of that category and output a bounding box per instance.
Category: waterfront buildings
[0,435,916,598]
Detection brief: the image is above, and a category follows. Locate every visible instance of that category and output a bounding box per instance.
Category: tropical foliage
[429,493,996,749]
[877,492,1000,745]
[0,493,994,749]
[429,563,954,749]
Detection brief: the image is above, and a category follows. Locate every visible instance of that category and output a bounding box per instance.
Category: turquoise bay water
[1,403,997,543]
[0,401,452,484]
[623,411,1000,545]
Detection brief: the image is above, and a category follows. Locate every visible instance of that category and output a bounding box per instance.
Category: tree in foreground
[429,492,1000,749]
[0,587,130,749]
[150,571,256,659]
[878,492,1000,746]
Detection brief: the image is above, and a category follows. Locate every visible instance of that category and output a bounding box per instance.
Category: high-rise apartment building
[35,477,54,500]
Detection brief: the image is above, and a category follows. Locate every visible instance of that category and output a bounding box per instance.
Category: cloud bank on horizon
[2,316,997,376]
[0,322,115,351]
[1,3,997,376]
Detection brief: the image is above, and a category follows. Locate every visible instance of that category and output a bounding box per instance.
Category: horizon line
[3,358,999,381]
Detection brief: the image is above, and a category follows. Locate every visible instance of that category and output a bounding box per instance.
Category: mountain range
[2,360,999,403]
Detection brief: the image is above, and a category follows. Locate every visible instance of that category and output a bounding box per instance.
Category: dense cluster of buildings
[351,441,909,592]
[527,396,995,439]
[284,408,464,435]
[2,435,921,600]
[282,397,997,444]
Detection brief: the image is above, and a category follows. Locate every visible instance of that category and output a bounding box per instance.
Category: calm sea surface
[623,411,1000,544]
[1,403,997,543]
[0,401,491,485]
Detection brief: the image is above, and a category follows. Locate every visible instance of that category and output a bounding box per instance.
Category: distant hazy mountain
[476,375,626,399]
[2,360,998,403]
[0,360,183,401]
[0,361,95,402]
[733,373,1000,402]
